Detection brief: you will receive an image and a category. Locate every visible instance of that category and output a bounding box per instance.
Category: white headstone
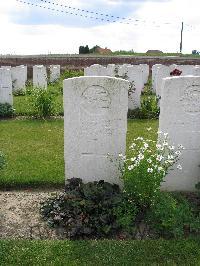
[176,65,194,76]
[11,65,26,93]
[50,65,60,82]
[1,66,11,70]
[23,65,28,82]
[140,64,149,84]
[0,68,13,105]
[155,65,170,97]
[193,65,200,76]
[84,64,107,76]
[63,76,129,185]
[106,64,118,77]
[126,65,144,110]
[159,76,200,191]
[152,64,162,92]
[115,64,131,79]
[33,65,47,89]
[169,64,177,72]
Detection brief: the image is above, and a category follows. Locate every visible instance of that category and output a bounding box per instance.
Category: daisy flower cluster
[119,132,184,207]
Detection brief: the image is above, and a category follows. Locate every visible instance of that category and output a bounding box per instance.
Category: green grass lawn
[1,239,200,265]
[0,119,158,189]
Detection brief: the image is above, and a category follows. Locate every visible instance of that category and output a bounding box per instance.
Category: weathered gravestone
[106,64,118,77]
[118,65,143,110]
[11,65,27,93]
[155,65,170,97]
[1,66,11,70]
[152,64,162,92]
[176,65,194,76]
[33,65,47,89]
[84,64,107,76]
[63,76,129,185]
[140,64,149,84]
[169,64,177,72]
[0,68,13,105]
[159,76,200,191]
[193,66,200,76]
[50,65,60,82]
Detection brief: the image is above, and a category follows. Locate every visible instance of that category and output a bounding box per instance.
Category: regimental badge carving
[180,86,200,113]
[80,85,111,115]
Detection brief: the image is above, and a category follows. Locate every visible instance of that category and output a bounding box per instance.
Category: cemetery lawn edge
[0,238,200,265]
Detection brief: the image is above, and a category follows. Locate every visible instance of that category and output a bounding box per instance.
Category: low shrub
[146,192,200,238]
[128,96,160,119]
[13,89,26,96]
[0,103,15,118]
[119,133,183,208]
[40,178,125,239]
[114,195,137,234]
[28,88,57,118]
[142,78,154,96]
[41,178,200,240]
[61,69,84,80]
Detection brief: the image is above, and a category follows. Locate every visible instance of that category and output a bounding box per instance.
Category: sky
[0,0,200,55]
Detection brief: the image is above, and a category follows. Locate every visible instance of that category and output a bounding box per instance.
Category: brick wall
[1,55,200,78]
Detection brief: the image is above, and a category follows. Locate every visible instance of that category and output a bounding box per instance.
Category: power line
[16,0,131,24]
[38,0,176,26]
[39,0,136,22]
[16,0,178,27]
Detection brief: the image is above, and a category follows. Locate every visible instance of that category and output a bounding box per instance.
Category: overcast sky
[0,0,200,55]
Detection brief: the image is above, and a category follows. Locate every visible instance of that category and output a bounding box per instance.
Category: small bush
[28,88,57,118]
[142,78,154,96]
[119,134,183,208]
[128,96,160,119]
[0,103,15,118]
[13,89,26,96]
[40,178,124,239]
[114,195,137,234]
[146,192,200,238]
[61,69,84,80]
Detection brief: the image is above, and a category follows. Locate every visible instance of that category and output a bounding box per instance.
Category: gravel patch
[0,190,176,240]
[0,190,63,240]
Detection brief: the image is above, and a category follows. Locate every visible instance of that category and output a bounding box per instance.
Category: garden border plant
[0,103,15,118]
[40,132,200,239]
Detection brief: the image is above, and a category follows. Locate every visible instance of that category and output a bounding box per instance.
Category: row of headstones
[0,65,61,105]
[152,64,200,97]
[63,75,200,192]
[84,64,149,110]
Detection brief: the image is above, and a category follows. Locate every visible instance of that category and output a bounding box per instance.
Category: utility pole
[180,22,184,53]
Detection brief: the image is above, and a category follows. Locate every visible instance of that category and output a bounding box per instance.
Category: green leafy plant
[146,192,200,238]
[28,88,57,118]
[142,78,154,96]
[119,133,184,208]
[128,96,160,119]
[40,178,123,239]
[114,195,137,234]
[61,70,84,79]
[0,103,15,118]
[140,96,160,118]
[13,89,26,96]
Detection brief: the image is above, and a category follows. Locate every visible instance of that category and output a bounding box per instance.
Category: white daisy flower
[130,157,136,162]
[128,165,134,171]
[138,154,144,160]
[147,168,153,173]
